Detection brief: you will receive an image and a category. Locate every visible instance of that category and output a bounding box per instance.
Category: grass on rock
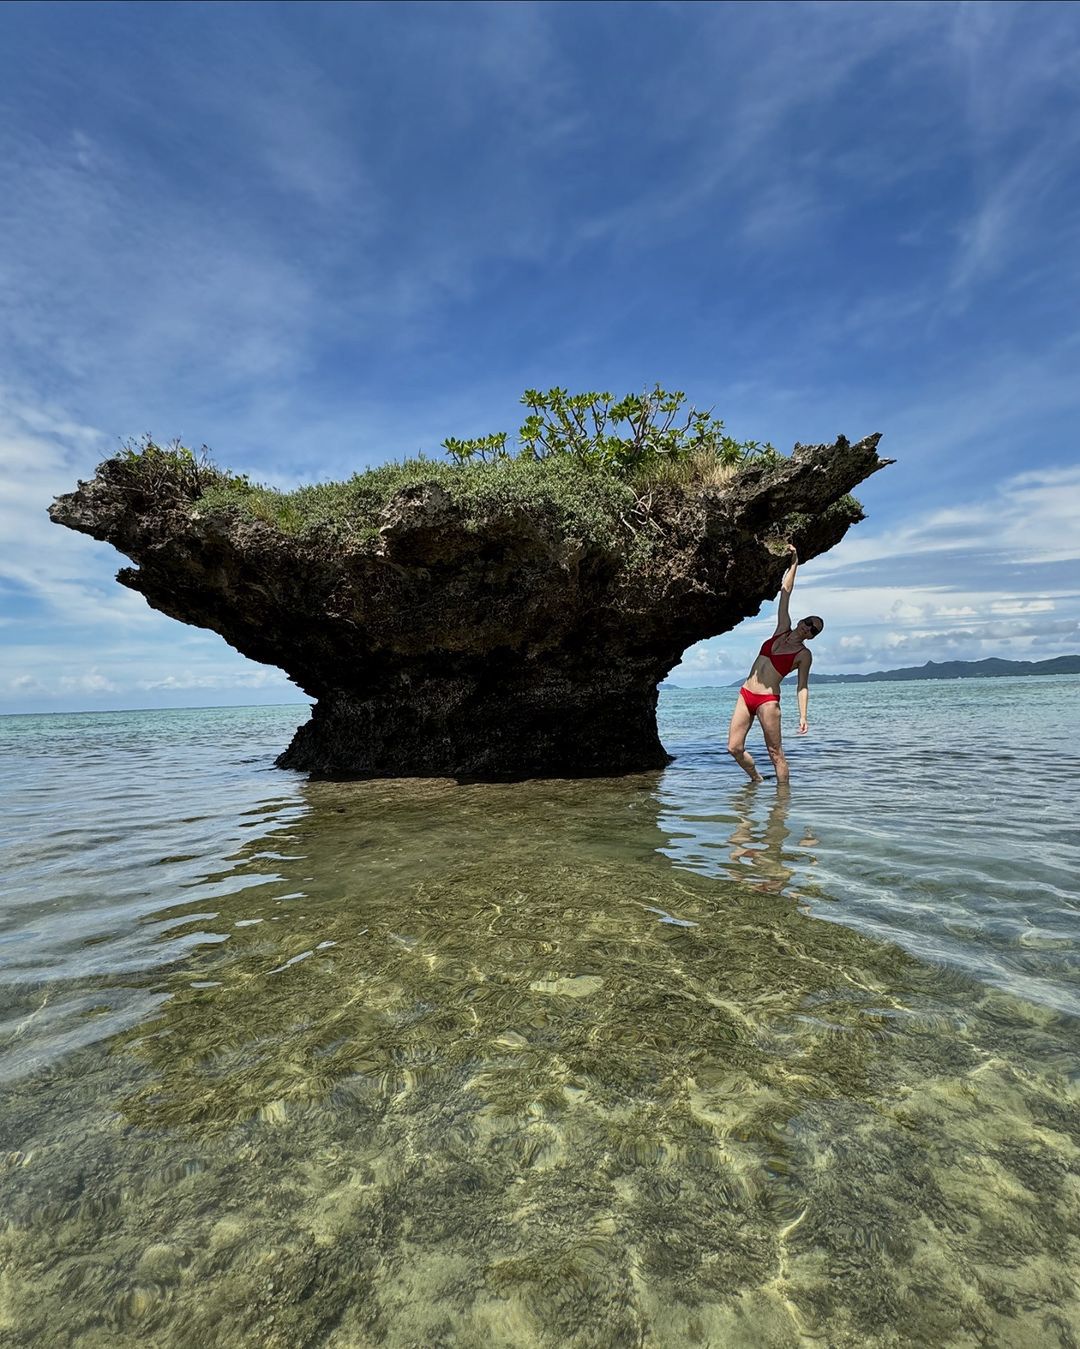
[117,437,849,563]
[192,450,748,553]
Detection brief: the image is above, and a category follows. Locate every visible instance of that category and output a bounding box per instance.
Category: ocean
[1,676,1078,1346]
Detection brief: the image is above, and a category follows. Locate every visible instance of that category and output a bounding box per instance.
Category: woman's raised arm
[775,546,798,634]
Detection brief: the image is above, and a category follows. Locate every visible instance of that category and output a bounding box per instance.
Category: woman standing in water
[727,547,823,784]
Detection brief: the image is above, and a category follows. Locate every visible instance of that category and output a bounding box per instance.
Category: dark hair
[801,615,824,637]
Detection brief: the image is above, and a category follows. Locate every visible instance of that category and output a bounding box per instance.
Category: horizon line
[5,661,1080,719]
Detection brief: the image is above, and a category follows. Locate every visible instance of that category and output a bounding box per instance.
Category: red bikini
[758,631,802,677]
[739,630,803,712]
[739,686,780,713]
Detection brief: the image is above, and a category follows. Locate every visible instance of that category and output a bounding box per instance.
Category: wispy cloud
[573,2,946,257]
[0,393,302,711]
[0,394,151,630]
[138,670,294,693]
[947,3,1080,297]
[815,464,1080,573]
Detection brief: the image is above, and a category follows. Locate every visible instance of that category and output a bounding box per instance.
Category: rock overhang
[50,433,891,777]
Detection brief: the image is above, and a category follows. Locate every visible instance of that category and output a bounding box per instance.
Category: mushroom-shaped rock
[50,435,890,777]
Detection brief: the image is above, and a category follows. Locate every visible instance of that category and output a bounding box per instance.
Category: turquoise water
[1,678,1078,1345]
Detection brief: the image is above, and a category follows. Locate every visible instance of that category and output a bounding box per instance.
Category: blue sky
[2,0,1078,712]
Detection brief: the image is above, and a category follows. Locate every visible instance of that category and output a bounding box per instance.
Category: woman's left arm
[796,651,812,734]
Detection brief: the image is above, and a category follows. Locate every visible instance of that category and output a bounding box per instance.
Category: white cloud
[0,634,300,712]
[9,674,46,693]
[0,394,160,631]
[139,670,292,692]
[989,599,1054,615]
[0,394,304,710]
[58,669,118,694]
[814,464,1080,574]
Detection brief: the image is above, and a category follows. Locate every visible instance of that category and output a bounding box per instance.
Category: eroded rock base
[276,682,671,779]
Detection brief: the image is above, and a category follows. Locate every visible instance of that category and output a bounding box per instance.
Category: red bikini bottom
[739,687,780,713]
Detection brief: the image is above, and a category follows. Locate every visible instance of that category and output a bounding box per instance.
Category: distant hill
[810,655,1080,685]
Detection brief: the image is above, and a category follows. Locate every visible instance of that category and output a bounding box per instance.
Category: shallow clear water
[1,679,1079,1346]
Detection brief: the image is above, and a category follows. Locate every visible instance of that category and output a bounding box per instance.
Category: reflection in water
[725,784,813,897]
[657,778,815,903]
[2,773,1079,1347]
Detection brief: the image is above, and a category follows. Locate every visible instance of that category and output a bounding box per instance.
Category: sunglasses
[801,618,823,637]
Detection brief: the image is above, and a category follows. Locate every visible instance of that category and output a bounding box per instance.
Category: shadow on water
[2,771,1079,1347]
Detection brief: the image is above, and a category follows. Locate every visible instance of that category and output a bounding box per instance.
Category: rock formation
[50,434,890,778]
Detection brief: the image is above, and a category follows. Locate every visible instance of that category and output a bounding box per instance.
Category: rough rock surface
[49,435,890,777]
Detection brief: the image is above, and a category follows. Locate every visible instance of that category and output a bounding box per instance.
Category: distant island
[809,655,1080,685]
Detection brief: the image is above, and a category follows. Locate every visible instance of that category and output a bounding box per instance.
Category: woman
[727,547,823,784]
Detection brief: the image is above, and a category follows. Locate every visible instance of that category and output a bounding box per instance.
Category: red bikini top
[759,630,803,677]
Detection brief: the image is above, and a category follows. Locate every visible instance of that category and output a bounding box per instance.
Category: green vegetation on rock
[195,453,647,552]
[117,387,797,554]
[441,384,781,477]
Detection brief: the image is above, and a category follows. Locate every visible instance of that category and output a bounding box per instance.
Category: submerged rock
[49,435,889,777]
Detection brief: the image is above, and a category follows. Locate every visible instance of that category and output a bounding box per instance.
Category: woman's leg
[727,695,764,782]
[756,703,789,784]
